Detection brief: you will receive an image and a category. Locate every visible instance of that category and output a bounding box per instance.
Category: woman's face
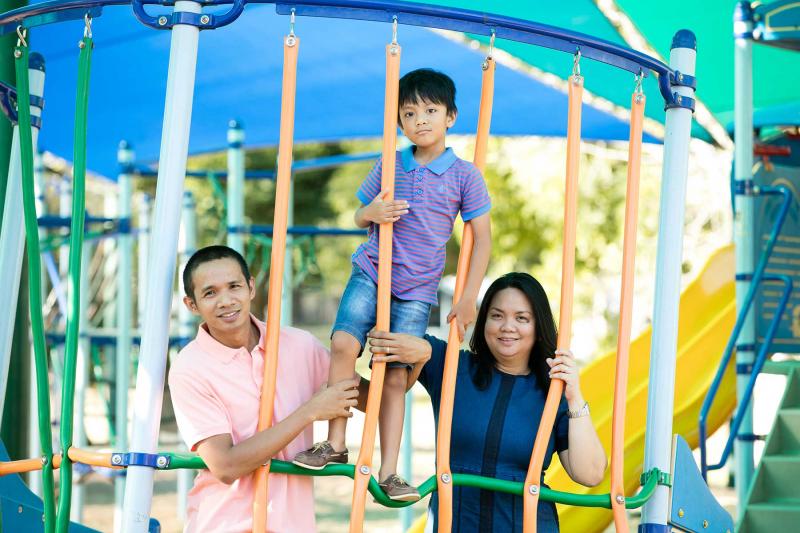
[484,287,536,368]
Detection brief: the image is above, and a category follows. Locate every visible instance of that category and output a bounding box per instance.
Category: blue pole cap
[734,1,754,23]
[228,118,243,130]
[28,52,45,72]
[671,29,696,51]
[119,140,132,150]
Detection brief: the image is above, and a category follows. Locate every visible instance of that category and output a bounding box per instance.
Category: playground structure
[0,1,798,533]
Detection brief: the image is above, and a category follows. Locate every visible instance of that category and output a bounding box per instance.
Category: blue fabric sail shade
[29,4,658,179]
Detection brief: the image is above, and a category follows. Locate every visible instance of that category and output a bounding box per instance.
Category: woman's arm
[196,379,359,484]
[367,331,433,390]
[549,350,607,486]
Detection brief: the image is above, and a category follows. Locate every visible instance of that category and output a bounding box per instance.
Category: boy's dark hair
[398,68,457,119]
[183,245,251,300]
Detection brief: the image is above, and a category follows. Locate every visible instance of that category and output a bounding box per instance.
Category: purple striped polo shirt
[352,146,491,305]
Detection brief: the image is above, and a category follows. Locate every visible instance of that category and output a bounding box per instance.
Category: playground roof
[29,2,660,178]
[23,1,798,177]
[433,0,799,148]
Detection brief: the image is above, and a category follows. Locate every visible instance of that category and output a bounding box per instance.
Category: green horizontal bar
[163,453,660,510]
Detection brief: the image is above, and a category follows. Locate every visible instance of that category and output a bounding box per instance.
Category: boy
[169,245,366,532]
[293,69,492,501]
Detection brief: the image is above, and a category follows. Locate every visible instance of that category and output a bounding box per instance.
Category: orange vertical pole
[435,55,495,532]
[522,71,583,533]
[349,40,401,533]
[252,32,299,533]
[610,89,645,531]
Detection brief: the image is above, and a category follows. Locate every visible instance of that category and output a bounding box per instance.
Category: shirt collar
[195,313,265,362]
[401,146,457,176]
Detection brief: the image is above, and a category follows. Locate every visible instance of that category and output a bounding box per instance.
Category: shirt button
[417,189,423,195]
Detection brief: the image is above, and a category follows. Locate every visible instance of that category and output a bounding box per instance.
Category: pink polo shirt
[168,315,329,533]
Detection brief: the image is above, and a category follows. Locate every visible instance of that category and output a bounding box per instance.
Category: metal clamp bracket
[736,433,766,442]
[132,0,245,30]
[670,70,696,90]
[736,362,754,375]
[111,452,171,469]
[0,80,44,128]
[640,468,671,488]
[734,179,755,195]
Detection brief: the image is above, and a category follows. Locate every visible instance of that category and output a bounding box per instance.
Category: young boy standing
[293,69,492,501]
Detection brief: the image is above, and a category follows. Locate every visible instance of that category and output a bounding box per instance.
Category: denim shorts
[332,264,432,369]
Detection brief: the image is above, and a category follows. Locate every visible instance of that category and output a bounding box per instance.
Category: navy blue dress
[418,335,570,533]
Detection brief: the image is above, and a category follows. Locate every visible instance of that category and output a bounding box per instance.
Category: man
[169,245,364,532]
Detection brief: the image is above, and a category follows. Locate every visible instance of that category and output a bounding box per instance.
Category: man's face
[183,258,255,336]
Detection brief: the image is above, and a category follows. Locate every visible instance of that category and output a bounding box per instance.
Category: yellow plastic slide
[554,244,737,531]
[409,245,737,532]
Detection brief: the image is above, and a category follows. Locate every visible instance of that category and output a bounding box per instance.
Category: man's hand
[303,379,359,422]
[363,189,409,224]
[446,299,477,341]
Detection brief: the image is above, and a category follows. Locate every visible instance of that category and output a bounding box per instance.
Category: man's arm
[196,379,359,484]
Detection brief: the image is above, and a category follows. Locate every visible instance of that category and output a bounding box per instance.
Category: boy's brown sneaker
[292,441,348,470]
[379,474,420,502]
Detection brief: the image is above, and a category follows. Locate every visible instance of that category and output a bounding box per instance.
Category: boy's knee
[330,331,361,360]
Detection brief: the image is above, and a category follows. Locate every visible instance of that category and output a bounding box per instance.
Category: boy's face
[398,99,456,150]
[183,258,255,338]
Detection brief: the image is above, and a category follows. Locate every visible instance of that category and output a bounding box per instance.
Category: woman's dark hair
[398,68,457,119]
[469,272,557,391]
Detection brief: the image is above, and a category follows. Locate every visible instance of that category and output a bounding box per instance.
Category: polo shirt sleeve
[554,395,570,453]
[417,334,448,403]
[356,157,383,206]
[168,367,232,452]
[459,164,491,222]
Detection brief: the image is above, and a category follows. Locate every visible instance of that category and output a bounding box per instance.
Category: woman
[369,272,606,532]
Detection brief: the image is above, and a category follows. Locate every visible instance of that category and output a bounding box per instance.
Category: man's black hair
[398,68,457,119]
[183,245,251,300]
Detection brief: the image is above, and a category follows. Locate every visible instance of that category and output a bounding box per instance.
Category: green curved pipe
[56,34,92,533]
[15,41,56,533]
[164,453,660,510]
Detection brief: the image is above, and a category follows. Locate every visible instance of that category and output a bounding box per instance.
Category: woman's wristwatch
[567,401,590,419]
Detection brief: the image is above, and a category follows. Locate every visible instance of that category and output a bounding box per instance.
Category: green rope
[15,35,57,533]
[56,32,92,533]
[162,453,662,510]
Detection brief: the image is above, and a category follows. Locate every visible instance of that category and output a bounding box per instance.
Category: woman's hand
[368,330,432,366]
[546,349,583,405]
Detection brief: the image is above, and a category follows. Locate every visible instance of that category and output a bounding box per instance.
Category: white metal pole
[640,30,697,530]
[0,56,45,416]
[137,193,150,329]
[175,189,197,523]
[122,2,202,530]
[29,148,46,498]
[226,119,244,254]
[733,1,756,510]
[114,141,134,533]
[71,242,91,521]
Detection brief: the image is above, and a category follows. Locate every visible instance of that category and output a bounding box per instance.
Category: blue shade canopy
[28,4,657,178]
